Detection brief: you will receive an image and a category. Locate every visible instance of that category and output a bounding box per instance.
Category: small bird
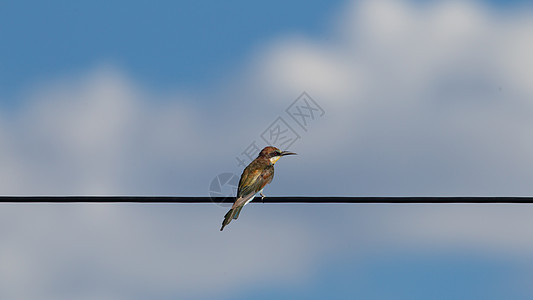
[220,146,297,231]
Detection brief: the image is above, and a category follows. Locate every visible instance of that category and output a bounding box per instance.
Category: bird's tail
[220,208,236,231]
[220,206,244,231]
[233,206,244,220]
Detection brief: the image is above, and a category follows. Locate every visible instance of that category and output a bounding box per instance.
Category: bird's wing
[233,165,274,209]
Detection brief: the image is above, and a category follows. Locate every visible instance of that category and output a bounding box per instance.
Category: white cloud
[246,0,533,196]
[0,204,317,300]
[0,66,213,195]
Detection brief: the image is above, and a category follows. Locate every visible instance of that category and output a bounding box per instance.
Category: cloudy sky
[1,0,533,299]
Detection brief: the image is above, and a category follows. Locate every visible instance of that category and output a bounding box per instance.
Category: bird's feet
[260,192,266,203]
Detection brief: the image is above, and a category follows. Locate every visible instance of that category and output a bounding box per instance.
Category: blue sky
[1,0,533,299]
[0,0,342,99]
[1,0,525,99]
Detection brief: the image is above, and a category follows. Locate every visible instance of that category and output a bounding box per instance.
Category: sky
[1,0,533,299]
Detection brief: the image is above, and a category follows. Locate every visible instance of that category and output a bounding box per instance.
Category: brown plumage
[220,146,296,231]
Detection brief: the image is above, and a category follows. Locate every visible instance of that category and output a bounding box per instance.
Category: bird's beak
[280,151,297,156]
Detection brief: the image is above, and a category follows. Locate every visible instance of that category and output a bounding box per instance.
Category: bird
[220,146,297,231]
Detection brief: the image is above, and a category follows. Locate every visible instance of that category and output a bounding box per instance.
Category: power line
[0,196,531,203]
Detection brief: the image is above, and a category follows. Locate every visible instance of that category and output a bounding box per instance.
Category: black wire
[0,196,531,203]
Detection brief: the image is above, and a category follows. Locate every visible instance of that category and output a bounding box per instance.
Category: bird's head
[259,146,297,165]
